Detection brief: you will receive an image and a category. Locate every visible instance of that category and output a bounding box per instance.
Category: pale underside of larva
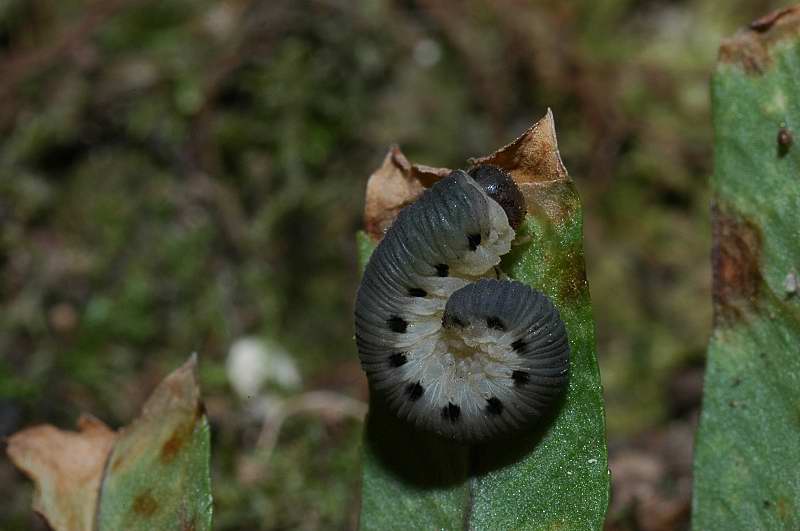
[355,168,570,443]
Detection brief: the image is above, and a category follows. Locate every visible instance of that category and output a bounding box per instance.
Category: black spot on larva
[387,316,408,333]
[435,263,449,277]
[408,287,427,297]
[467,233,481,251]
[511,339,526,352]
[405,381,424,401]
[486,397,503,415]
[388,353,407,367]
[486,316,505,331]
[442,402,461,422]
[512,370,530,386]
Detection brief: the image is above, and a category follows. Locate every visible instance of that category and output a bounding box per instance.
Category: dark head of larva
[468,164,526,229]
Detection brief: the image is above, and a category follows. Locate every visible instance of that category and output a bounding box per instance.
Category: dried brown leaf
[472,109,577,229]
[469,108,568,185]
[363,145,450,240]
[364,110,569,242]
[719,6,800,75]
[6,415,117,531]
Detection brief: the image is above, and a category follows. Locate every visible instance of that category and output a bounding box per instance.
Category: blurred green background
[0,1,786,529]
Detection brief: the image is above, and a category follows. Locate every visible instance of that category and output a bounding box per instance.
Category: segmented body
[355,167,569,442]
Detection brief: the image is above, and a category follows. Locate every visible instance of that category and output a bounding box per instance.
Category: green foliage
[356,155,608,529]
[693,15,800,529]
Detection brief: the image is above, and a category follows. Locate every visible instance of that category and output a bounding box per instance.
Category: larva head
[468,164,526,229]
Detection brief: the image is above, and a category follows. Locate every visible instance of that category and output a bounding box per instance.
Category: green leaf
[357,112,609,530]
[96,355,213,531]
[693,9,800,529]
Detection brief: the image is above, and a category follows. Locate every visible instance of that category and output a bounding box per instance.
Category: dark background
[0,1,785,529]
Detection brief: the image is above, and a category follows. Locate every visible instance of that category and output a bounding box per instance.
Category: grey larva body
[355,166,569,442]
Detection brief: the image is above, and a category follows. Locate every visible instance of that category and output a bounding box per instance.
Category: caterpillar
[355,164,570,443]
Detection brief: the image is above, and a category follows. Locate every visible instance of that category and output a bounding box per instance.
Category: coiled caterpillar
[355,165,569,442]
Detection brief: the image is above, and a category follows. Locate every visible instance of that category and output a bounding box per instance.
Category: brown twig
[246,391,367,481]
[257,391,367,449]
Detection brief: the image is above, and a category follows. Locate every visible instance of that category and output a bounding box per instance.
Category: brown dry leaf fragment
[749,6,800,32]
[364,110,572,240]
[364,110,569,241]
[719,6,800,75]
[363,145,450,240]
[471,109,576,228]
[469,108,568,185]
[6,415,117,531]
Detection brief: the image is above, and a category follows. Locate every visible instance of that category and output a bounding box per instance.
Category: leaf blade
[693,9,800,529]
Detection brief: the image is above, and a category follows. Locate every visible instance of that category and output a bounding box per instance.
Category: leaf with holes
[692,7,800,529]
[357,111,609,530]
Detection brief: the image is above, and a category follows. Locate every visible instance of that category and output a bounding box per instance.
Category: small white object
[588,458,598,465]
[413,38,442,68]
[204,3,238,40]
[226,337,301,399]
[784,270,798,296]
